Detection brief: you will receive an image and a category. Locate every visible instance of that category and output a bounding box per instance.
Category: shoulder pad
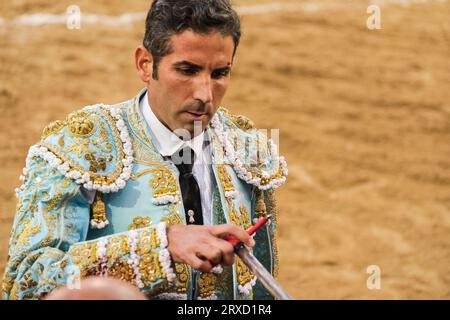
[211,108,288,190]
[219,107,256,131]
[35,103,134,193]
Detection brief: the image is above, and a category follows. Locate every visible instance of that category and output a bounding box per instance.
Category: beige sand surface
[0,0,449,299]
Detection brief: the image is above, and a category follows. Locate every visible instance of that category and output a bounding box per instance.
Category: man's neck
[140,91,206,158]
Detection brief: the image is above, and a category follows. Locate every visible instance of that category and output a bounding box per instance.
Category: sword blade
[235,246,293,300]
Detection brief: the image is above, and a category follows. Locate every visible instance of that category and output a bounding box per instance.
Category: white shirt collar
[140,91,205,158]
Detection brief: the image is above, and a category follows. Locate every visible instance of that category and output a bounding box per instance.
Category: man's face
[147,29,235,136]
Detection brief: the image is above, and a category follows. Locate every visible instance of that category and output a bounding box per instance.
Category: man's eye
[178,68,198,76]
[211,69,230,79]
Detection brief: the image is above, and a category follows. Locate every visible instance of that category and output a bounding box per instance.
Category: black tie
[172,146,203,225]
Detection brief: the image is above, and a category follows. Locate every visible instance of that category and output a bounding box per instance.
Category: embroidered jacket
[1,89,288,300]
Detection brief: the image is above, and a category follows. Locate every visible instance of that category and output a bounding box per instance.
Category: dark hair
[143,0,241,79]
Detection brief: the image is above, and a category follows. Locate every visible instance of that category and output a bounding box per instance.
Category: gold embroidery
[236,257,254,287]
[128,216,152,230]
[127,100,153,147]
[39,237,55,248]
[121,236,130,254]
[18,272,38,294]
[217,164,255,294]
[67,111,95,137]
[92,122,113,153]
[214,110,286,191]
[137,229,166,285]
[198,273,219,298]
[131,167,164,180]
[234,115,255,131]
[160,204,190,293]
[150,166,179,199]
[239,206,252,230]
[106,235,127,260]
[258,163,284,188]
[217,165,235,193]
[228,206,240,226]
[1,271,14,294]
[40,107,126,186]
[66,138,97,158]
[13,191,38,237]
[266,190,279,278]
[151,228,160,250]
[139,253,164,284]
[42,120,66,139]
[16,217,41,247]
[10,282,19,300]
[175,264,189,293]
[131,136,162,165]
[255,190,267,218]
[91,192,108,226]
[219,107,255,131]
[137,229,152,255]
[226,205,251,234]
[85,153,113,173]
[108,261,135,282]
[161,204,185,226]
[68,229,168,286]
[32,188,65,252]
[58,135,65,147]
[70,242,98,276]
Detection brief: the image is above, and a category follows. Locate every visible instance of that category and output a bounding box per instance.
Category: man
[2,0,287,300]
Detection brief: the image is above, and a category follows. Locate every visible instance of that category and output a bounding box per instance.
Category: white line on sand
[0,0,447,28]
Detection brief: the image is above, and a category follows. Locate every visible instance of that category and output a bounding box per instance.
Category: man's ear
[135,46,154,83]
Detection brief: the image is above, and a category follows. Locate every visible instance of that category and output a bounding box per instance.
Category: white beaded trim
[197,293,218,300]
[210,114,288,190]
[152,195,180,205]
[127,230,144,289]
[90,219,109,230]
[211,265,224,274]
[238,276,257,296]
[96,238,109,277]
[224,190,238,199]
[15,105,133,198]
[156,222,177,283]
[154,293,188,300]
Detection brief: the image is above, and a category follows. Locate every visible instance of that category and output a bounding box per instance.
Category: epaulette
[23,103,134,194]
[210,107,288,191]
[219,107,256,131]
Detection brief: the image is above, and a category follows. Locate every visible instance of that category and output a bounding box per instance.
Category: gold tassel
[90,192,109,229]
[255,189,267,219]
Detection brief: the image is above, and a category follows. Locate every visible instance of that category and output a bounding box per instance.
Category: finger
[197,245,223,266]
[208,224,255,247]
[208,237,236,266]
[189,256,213,273]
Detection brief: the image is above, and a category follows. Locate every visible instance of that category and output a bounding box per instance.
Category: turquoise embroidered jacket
[1,89,287,300]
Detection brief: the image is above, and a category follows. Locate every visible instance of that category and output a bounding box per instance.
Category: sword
[225,215,293,300]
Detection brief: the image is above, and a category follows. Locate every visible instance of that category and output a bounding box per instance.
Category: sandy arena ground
[0,0,449,299]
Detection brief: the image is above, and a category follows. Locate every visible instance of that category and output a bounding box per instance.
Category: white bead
[116,179,126,189]
[122,167,132,175]
[116,119,125,127]
[120,132,129,142]
[120,172,130,180]
[109,183,118,193]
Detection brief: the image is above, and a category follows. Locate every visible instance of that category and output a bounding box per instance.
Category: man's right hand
[166,224,255,273]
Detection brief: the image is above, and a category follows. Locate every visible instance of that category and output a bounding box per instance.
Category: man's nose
[193,75,213,104]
